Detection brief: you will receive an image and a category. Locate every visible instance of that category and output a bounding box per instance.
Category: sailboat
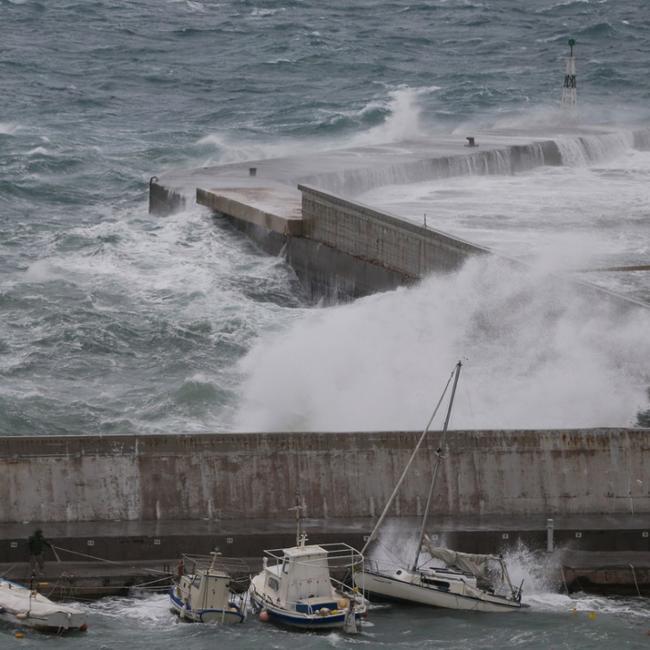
[353,361,525,612]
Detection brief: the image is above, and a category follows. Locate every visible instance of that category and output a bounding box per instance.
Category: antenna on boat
[411,360,462,571]
[360,363,458,557]
[289,492,306,547]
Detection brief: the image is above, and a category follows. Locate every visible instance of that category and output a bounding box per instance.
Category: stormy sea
[1,0,649,647]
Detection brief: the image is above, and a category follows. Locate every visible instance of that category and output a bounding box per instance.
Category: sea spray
[234,255,649,432]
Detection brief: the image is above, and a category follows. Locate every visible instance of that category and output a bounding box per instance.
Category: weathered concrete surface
[1,430,648,524]
[1,518,648,597]
[151,132,568,206]
[197,186,302,236]
[149,178,185,216]
[300,184,490,277]
[562,550,650,595]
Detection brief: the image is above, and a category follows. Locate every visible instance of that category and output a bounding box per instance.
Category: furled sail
[423,537,509,590]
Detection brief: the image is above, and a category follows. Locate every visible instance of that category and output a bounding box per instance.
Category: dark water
[2,0,649,436]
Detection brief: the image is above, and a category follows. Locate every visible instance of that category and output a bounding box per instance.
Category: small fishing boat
[250,500,367,632]
[354,361,525,612]
[169,553,248,624]
[0,578,87,632]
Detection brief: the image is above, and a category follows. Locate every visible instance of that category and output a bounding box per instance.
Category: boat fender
[15,632,25,639]
[259,610,270,622]
[318,607,331,616]
[338,598,349,609]
[80,624,88,632]
[15,613,28,620]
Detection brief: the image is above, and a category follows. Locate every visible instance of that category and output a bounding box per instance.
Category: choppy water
[2,0,650,435]
[2,586,650,648]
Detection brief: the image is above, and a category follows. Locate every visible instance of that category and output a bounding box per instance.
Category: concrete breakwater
[151,128,650,305]
[2,429,648,524]
[1,430,649,596]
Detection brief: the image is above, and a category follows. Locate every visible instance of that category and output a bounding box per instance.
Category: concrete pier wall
[149,178,185,216]
[218,213,410,301]
[300,185,490,277]
[1,429,647,524]
[299,140,563,198]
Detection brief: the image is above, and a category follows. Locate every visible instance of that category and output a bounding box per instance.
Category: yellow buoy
[15,631,25,639]
[588,611,597,621]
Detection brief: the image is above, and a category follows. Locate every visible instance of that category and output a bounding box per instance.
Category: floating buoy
[259,609,270,623]
[79,623,88,632]
[571,608,577,615]
[588,611,597,621]
[14,631,24,639]
[338,598,349,610]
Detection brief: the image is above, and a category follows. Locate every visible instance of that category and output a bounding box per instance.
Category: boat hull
[356,570,523,613]
[0,580,87,632]
[169,589,244,624]
[250,588,362,630]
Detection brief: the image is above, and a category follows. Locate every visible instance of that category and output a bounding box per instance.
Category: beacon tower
[561,38,577,109]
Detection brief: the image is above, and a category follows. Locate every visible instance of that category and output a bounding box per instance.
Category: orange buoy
[15,631,25,639]
[79,623,88,632]
[259,610,270,623]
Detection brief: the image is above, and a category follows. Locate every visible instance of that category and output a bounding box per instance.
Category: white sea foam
[234,255,649,432]
[351,86,441,145]
[88,593,175,628]
[0,122,19,135]
[356,146,650,281]
[196,85,440,164]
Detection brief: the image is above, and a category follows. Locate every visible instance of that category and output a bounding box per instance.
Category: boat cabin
[262,543,339,613]
[177,568,232,611]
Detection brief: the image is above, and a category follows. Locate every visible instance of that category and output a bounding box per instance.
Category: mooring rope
[50,545,172,576]
[629,563,642,598]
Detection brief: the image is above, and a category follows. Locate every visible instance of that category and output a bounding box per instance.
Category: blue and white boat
[169,553,248,624]
[250,532,367,632]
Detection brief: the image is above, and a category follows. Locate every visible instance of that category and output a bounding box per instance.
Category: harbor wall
[300,185,490,277]
[149,177,185,216]
[299,140,562,197]
[219,213,410,301]
[1,429,647,524]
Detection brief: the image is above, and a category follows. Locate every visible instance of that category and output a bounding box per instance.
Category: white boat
[0,578,87,632]
[359,545,523,612]
[250,502,367,632]
[354,361,525,613]
[169,553,248,624]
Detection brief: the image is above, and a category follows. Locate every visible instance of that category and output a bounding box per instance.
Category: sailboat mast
[360,368,456,557]
[411,360,462,571]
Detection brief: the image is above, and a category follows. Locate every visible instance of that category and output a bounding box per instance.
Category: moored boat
[169,553,248,624]
[250,536,367,631]
[250,499,367,632]
[0,578,87,633]
[354,361,525,612]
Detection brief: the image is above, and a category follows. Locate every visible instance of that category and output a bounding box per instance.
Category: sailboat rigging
[355,361,525,612]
